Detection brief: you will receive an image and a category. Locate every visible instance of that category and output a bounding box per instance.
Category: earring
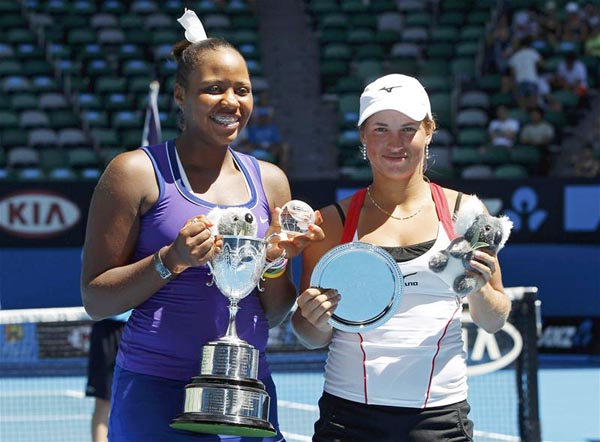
[425,145,430,160]
[361,144,367,160]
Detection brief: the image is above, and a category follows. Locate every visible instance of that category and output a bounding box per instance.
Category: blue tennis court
[1,358,598,442]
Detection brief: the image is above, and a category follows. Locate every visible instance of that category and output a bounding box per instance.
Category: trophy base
[170,414,276,437]
[170,376,275,437]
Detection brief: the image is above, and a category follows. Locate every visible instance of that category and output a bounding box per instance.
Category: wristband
[264,257,288,279]
[263,267,286,279]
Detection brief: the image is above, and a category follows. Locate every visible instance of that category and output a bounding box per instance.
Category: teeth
[212,115,238,125]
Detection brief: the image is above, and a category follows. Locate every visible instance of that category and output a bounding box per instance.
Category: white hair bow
[177,9,208,43]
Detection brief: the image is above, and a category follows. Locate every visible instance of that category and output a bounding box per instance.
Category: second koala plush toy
[428,196,513,296]
[206,207,258,237]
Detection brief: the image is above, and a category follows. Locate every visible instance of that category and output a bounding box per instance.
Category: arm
[81,151,218,320]
[290,204,343,349]
[257,161,324,328]
[465,198,512,333]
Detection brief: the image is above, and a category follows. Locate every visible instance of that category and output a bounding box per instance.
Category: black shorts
[313,392,473,442]
[85,319,126,401]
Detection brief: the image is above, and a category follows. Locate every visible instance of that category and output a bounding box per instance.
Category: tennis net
[0,287,541,442]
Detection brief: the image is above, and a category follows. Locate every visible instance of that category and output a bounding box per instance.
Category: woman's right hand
[163,215,223,273]
[296,287,341,332]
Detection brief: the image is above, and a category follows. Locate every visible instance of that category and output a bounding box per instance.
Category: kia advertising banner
[0,183,93,247]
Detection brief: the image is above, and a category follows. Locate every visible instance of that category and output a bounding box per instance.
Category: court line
[0,414,89,422]
[0,390,85,398]
[282,432,311,442]
[474,430,520,441]
[278,400,318,412]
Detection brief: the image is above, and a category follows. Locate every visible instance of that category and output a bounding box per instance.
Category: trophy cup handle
[258,233,287,291]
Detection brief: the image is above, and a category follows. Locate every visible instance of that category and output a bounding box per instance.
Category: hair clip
[177,9,208,43]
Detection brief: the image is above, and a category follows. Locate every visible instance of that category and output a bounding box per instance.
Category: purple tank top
[116,140,272,381]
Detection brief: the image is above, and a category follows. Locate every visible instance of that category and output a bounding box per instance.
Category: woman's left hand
[266,208,324,260]
[468,250,498,285]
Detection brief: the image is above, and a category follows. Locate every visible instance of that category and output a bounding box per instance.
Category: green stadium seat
[451,147,480,166]
[68,147,101,169]
[341,0,369,13]
[510,145,542,167]
[0,61,22,77]
[318,13,348,30]
[404,12,432,27]
[96,77,127,94]
[461,164,494,179]
[456,128,488,147]
[494,164,529,178]
[426,43,455,59]
[308,0,339,14]
[350,14,377,29]
[479,147,511,165]
[39,148,68,171]
[354,44,385,60]
[346,28,375,45]
[318,28,347,44]
[369,0,397,12]
[456,42,480,57]
[430,27,459,43]
[0,110,19,129]
[10,93,38,111]
[1,129,27,148]
[92,129,119,148]
[49,111,81,130]
[333,76,364,93]
[321,43,353,60]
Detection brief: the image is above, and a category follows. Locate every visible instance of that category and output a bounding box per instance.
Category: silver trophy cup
[170,235,282,437]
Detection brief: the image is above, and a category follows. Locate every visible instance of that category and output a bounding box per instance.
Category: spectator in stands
[488,105,521,149]
[539,1,561,50]
[553,50,589,99]
[520,107,556,148]
[581,116,600,156]
[80,9,323,441]
[291,73,511,441]
[512,9,538,42]
[520,107,557,174]
[246,107,289,171]
[583,1,600,29]
[585,24,600,57]
[85,312,130,442]
[508,36,543,109]
[486,12,515,74]
[558,2,589,52]
[572,146,600,177]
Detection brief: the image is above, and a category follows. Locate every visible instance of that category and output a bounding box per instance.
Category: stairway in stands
[255,0,339,180]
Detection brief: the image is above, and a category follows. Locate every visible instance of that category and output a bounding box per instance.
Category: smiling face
[360,110,432,180]
[174,47,253,148]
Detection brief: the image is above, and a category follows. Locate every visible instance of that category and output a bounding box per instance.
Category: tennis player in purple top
[80,10,323,441]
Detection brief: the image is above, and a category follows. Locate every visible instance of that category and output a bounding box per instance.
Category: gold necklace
[367,186,427,221]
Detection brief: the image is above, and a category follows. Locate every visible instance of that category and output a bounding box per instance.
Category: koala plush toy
[206,207,258,237]
[428,196,513,296]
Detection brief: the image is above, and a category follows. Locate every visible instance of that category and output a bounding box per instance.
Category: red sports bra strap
[430,182,457,240]
[341,188,367,244]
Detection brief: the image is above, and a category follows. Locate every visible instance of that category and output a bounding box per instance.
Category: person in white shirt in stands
[553,50,588,102]
[488,105,521,149]
[508,36,543,110]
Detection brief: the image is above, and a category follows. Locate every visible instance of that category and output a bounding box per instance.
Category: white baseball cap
[358,74,432,126]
